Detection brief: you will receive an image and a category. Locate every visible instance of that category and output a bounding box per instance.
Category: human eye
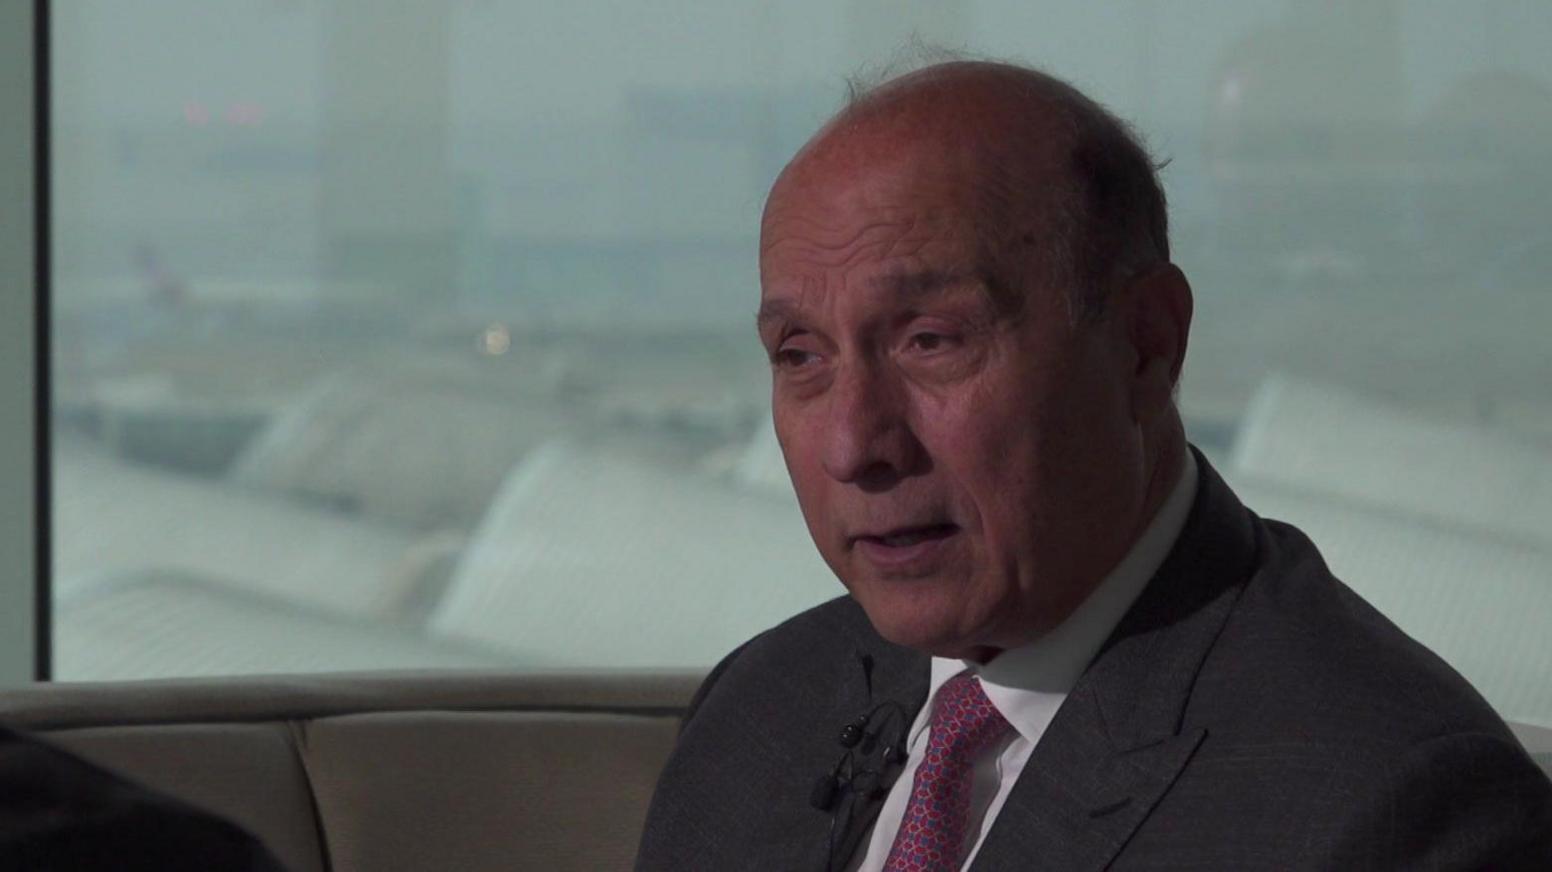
[906,331,953,352]
[902,326,962,355]
[895,317,983,381]
[773,346,820,368]
[770,332,823,371]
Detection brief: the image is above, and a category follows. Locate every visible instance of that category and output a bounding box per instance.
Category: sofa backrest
[0,671,701,872]
[2,670,1548,871]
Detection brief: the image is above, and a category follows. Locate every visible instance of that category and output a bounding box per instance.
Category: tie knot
[929,672,1011,758]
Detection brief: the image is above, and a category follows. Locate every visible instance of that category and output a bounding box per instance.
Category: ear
[1115,263,1192,423]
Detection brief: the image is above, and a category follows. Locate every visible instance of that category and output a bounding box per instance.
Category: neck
[963,645,1002,665]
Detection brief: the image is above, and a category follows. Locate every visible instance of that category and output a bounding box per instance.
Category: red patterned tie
[883,672,1012,872]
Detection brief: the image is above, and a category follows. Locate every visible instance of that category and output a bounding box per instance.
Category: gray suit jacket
[636,454,1552,870]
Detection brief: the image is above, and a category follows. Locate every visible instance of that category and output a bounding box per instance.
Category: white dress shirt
[850,451,1198,871]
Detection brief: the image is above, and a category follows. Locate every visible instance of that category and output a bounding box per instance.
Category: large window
[46,1,1552,725]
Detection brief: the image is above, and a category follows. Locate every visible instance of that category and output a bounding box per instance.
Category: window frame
[0,0,50,684]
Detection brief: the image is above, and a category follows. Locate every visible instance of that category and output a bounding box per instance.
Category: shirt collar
[922,449,1199,744]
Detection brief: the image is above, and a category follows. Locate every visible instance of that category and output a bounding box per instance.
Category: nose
[820,359,926,490]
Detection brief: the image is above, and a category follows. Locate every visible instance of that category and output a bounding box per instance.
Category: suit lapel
[829,636,931,867]
[971,451,1260,871]
[769,603,929,872]
[971,690,1207,871]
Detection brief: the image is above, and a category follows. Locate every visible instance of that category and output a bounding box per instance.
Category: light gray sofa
[2,671,1549,871]
[0,671,701,872]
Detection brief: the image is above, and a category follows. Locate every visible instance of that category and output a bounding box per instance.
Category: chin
[852,585,976,656]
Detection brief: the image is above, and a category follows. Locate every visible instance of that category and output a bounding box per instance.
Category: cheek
[913,359,1083,542]
[774,411,836,525]
[774,405,818,479]
[915,390,1039,523]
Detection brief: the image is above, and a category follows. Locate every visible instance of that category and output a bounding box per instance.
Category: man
[636,61,1552,870]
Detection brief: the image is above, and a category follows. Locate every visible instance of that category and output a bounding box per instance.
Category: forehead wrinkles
[761,164,1017,263]
[758,131,1061,322]
[760,209,948,269]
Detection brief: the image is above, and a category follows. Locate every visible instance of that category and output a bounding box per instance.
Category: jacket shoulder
[1132,516,1552,866]
[1193,516,1518,747]
[635,596,905,871]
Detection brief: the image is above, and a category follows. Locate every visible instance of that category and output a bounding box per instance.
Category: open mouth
[853,523,959,572]
[857,523,959,548]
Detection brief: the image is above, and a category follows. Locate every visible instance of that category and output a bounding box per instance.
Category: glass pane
[50,1,1552,726]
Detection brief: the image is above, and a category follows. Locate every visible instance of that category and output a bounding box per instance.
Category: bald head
[766,61,1169,319]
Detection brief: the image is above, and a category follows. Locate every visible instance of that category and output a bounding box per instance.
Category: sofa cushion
[301,710,679,872]
[0,672,700,869]
[44,722,325,872]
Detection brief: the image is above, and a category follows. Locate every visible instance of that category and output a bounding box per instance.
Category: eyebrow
[877,267,1023,320]
[756,269,1005,334]
[755,298,802,335]
[870,267,979,301]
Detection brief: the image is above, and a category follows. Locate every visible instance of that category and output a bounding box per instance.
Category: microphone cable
[814,698,912,870]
